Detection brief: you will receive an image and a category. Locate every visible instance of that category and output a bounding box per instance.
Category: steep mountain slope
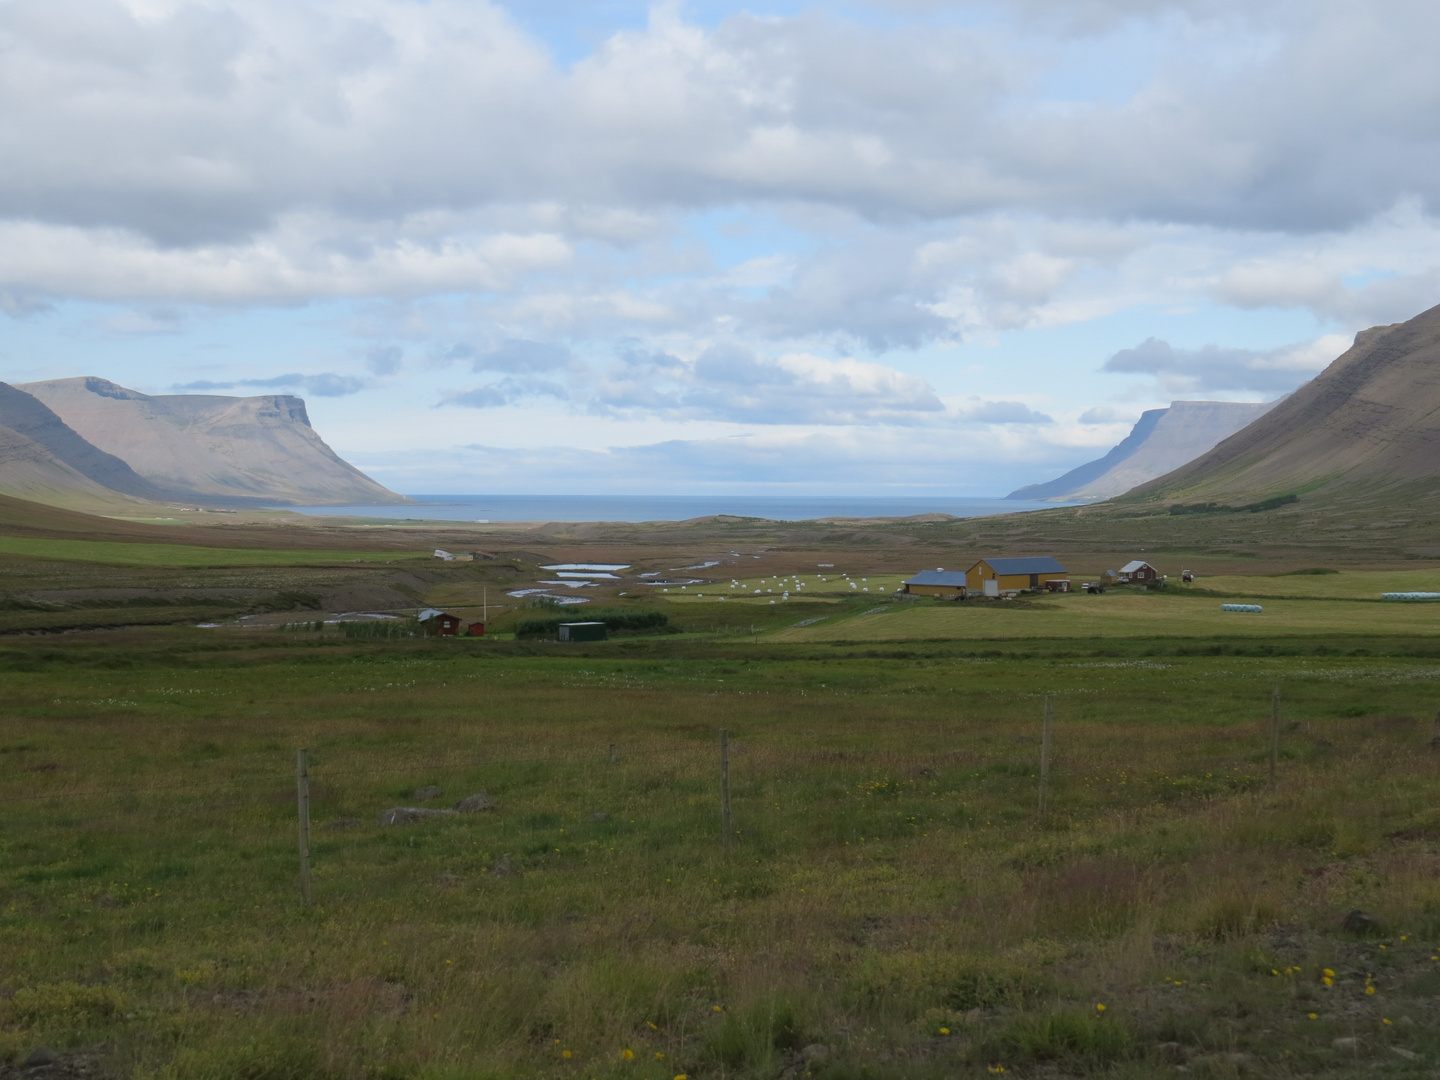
[18,378,408,506]
[0,382,174,500]
[1010,400,1276,502]
[1126,303,1440,505]
[0,423,159,511]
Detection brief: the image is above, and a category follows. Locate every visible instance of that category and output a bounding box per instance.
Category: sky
[2,0,1440,497]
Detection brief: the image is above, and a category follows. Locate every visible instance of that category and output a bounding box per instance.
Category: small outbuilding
[1116,560,1161,584]
[558,621,608,642]
[901,570,968,599]
[417,608,464,636]
[467,622,486,637]
[965,557,1069,597]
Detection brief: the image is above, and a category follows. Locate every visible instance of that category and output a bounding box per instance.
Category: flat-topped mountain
[16,377,407,506]
[1010,400,1276,502]
[1126,303,1440,505]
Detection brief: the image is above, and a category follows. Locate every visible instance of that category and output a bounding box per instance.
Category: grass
[0,536,429,567]
[5,628,1440,1077]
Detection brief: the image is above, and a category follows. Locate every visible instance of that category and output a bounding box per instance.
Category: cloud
[1102,334,1347,394]
[1077,405,1133,424]
[957,400,1054,424]
[365,345,403,375]
[174,372,367,397]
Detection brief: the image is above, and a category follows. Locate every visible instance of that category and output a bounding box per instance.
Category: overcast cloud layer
[3,0,1440,495]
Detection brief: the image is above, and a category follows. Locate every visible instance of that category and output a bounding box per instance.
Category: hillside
[1010,400,1275,502]
[1125,303,1440,505]
[0,382,175,502]
[18,377,408,506]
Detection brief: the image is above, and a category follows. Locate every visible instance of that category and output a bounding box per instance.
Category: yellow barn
[966,557,1069,597]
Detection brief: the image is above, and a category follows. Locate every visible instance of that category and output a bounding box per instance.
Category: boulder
[24,1047,58,1068]
[379,807,459,826]
[454,792,496,813]
[1342,909,1381,934]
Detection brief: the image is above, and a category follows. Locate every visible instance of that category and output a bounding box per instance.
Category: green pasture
[0,535,428,567]
[5,631,1440,1077]
[774,588,1440,643]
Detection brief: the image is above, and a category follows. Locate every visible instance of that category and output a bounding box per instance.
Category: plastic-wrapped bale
[1221,603,1263,613]
[1381,592,1440,600]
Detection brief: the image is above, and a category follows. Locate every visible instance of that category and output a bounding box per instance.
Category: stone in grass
[413,785,443,801]
[1332,1037,1358,1051]
[24,1047,58,1068]
[1342,909,1381,935]
[587,812,608,822]
[1391,1047,1419,1061]
[490,854,514,877]
[379,807,459,826]
[454,792,496,813]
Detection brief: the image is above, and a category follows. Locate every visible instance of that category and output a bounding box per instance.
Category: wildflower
[675,1075,688,1080]
[1323,977,1334,987]
[622,1050,634,1060]
[647,1022,658,1030]
[1323,969,1335,977]
[1383,1018,1393,1026]
[1271,969,1279,976]
[1308,1013,1318,1020]
[987,1066,1007,1074]
[656,1053,665,1060]
[1095,1004,1106,1013]
[713,1005,723,1012]
[1366,986,1376,995]
[939,1027,950,1035]
[562,1050,572,1059]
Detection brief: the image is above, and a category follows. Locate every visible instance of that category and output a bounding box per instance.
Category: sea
[281,494,1068,523]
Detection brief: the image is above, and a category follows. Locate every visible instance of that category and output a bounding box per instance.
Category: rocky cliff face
[1126,303,1440,504]
[17,378,408,506]
[1010,400,1276,502]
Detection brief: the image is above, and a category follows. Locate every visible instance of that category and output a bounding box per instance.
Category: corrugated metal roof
[1118,560,1153,573]
[978,557,1068,574]
[904,570,967,587]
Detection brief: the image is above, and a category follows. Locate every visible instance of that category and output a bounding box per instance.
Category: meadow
[6,616,1440,1079]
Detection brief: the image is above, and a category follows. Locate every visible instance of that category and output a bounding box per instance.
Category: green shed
[558,621,608,642]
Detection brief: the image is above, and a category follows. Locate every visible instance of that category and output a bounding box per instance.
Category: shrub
[990,1008,1135,1064]
[705,997,805,1071]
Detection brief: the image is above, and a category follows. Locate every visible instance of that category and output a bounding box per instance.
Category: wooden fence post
[1038,696,1053,815]
[1270,685,1281,784]
[296,749,313,906]
[719,729,732,845]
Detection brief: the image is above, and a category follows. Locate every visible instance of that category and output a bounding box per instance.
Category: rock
[413,785,443,801]
[587,812,608,822]
[379,807,459,826]
[24,1047,58,1068]
[800,1044,829,1064]
[1332,1037,1358,1051]
[1391,1047,1419,1061]
[1342,909,1381,934]
[490,854,514,877]
[323,818,362,831]
[454,792,496,813]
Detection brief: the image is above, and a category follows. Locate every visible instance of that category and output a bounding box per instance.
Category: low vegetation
[5,622,1440,1078]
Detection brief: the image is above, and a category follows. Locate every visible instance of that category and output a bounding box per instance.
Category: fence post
[609,742,617,765]
[719,729,732,846]
[1270,685,1281,784]
[296,749,313,906]
[1038,696,1053,815]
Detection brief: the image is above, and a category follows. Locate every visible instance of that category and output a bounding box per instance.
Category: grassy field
[5,625,1440,1079]
[0,537,430,567]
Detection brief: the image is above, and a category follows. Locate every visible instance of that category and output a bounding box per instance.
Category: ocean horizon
[282,493,1073,524]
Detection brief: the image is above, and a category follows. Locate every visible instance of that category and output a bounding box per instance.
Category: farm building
[965,557,1069,597]
[558,622,608,642]
[417,608,464,636]
[901,570,968,598]
[1116,560,1161,583]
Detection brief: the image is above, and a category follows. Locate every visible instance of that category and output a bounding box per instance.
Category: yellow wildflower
[622,1049,634,1060]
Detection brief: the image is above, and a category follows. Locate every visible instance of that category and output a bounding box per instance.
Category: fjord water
[284,493,1065,523]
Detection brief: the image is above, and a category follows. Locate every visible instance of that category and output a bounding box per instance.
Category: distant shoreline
[276,493,1078,524]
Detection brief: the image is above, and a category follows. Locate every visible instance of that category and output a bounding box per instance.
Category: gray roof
[1118,560,1155,573]
[904,570,967,587]
[976,556,1068,575]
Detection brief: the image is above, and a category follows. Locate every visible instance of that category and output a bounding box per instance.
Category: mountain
[1124,303,1440,505]
[1010,400,1277,502]
[0,382,174,501]
[16,378,408,506]
[1008,400,1277,502]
